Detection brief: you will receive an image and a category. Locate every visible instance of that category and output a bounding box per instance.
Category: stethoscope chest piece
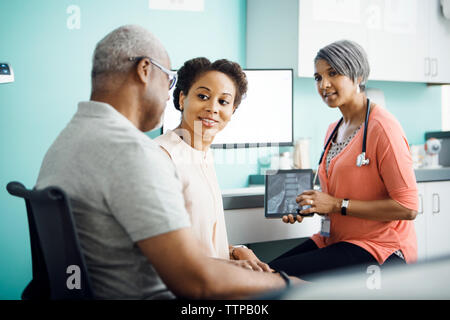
[356,152,370,167]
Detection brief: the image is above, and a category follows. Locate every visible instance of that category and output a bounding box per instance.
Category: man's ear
[136,58,151,84]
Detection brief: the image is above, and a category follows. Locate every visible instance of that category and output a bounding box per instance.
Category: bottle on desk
[293,138,311,169]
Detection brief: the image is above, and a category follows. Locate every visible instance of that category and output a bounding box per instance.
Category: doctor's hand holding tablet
[282,189,341,224]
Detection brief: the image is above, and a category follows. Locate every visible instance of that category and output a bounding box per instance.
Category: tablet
[264,169,313,218]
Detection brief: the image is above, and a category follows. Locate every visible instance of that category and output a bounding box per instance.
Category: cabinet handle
[432,193,440,214]
[424,57,431,76]
[418,194,423,214]
[431,58,438,77]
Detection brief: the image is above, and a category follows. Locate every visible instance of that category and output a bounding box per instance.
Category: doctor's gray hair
[91,24,167,89]
[314,40,370,91]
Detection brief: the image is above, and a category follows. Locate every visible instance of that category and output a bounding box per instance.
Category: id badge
[320,216,330,237]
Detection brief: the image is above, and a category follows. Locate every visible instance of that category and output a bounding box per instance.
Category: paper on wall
[148,0,204,12]
[313,0,361,24]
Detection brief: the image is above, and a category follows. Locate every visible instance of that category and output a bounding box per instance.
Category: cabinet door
[425,181,450,259]
[366,0,430,82]
[428,0,450,83]
[298,0,368,78]
[414,183,427,261]
[298,0,431,82]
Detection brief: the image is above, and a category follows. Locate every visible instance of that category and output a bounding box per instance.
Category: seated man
[35,24,300,299]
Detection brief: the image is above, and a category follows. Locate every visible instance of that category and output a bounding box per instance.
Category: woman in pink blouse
[270,40,419,280]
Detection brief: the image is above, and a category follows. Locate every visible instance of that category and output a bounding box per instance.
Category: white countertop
[221,186,264,196]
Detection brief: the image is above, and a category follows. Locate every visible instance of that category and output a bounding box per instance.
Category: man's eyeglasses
[128,56,178,90]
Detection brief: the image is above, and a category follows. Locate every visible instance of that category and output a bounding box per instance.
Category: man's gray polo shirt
[36,101,191,299]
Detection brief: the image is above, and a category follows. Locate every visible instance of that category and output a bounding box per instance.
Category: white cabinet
[247,0,450,83]
[368,0,450,83]
[415,183,428,261]
[427,0,450,83]
[415,181,450,262]
[297,0,369,79]
[365,0,430,82]
[423,181,450,259]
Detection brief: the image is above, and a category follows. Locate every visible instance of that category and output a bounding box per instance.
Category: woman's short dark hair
[173,57,248,111]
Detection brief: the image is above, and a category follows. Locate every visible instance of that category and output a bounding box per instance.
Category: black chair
[7,181,94,300]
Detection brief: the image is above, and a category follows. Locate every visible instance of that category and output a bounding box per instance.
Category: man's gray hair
[91,25,166,87]
[314,40,370,91]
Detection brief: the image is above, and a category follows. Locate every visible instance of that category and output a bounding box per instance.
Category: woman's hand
[281,214,304,224]
[296,190,340,216]
[229,259,273,272]
[284,190,417,223]
[231,246,257,260]
[230,247,273,272]
[282,190,340,223]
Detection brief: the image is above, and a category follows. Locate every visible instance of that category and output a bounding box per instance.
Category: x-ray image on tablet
[264,169,313,218]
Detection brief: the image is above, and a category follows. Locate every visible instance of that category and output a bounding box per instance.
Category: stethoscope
[312,98,371,187]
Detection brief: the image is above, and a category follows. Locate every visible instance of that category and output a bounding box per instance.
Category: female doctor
[269,40,419,280]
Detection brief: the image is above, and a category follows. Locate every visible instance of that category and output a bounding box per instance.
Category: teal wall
[0,0,442,300]
[0,0,246,300]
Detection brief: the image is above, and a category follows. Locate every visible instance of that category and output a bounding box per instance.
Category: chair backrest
[7,181,94,300]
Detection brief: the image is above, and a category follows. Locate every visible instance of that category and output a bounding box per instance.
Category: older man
[36,25,299,299]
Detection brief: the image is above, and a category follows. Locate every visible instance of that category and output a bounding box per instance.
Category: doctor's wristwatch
[341,199,350,216]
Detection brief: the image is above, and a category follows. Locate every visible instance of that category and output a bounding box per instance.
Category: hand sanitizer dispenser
[0,63,14,83]
[424,138,442,168]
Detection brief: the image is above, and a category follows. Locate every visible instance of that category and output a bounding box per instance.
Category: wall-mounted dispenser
[0,63,14,83]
